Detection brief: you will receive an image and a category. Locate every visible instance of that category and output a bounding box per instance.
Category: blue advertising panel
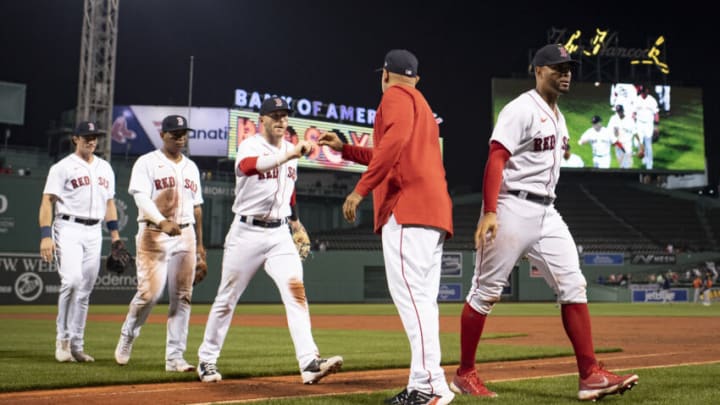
[632,288,688,303]
[438,283,462,302]
[583,253,624,266]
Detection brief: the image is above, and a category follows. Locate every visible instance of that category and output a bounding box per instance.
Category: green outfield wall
[1,176,717,305]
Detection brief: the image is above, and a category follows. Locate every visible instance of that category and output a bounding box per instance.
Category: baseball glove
[292,227,311,261]
[106,240,134,274]
[194,251,208,285]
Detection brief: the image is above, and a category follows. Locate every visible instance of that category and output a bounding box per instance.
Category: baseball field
[1,302,719,404]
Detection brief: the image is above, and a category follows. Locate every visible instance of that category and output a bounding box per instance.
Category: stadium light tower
[76,0,119,161]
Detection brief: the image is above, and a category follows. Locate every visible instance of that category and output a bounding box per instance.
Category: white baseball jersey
[634,94,659,124]
[128,150,203,224]
[607,113,636,150]
[232,134,296,219]
[491,90,566,199]
[609,83,637,113]
[578,126,615,157]
[198,133,337,375]
[44,154,115,219]
[561,153,585,168]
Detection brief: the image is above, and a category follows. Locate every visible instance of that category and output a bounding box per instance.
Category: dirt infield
[2,313,719,404]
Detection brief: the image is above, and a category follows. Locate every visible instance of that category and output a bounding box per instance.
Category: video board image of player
[228,108,445,174]
[492,78,704,172]
[228,109,377,173]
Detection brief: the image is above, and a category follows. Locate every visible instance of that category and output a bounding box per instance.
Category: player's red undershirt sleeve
[614,140,625,153]
[238,157,259,176]
[482,141,511,214]
[289,190,298,220]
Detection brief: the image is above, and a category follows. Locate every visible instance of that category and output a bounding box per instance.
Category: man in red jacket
[318,49,454,405]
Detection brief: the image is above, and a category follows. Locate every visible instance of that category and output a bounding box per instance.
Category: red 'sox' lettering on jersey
[184,179,198,193]
[287,166,296,181]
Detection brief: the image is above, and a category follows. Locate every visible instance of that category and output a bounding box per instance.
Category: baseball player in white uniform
[633,86,659,169]
[577,115,616,168]
[454,44,639,402]
[607,105,639,169]
[39,121,122,363]
[114,115,205,372]
[560,144,585,168]
[197,97,342,384]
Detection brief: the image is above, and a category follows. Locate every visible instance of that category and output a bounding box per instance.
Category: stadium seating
[311,174,719,253]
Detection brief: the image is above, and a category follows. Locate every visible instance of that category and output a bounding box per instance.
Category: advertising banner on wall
[0,253,137,304]
[111,106,229,157]
[438,283,462,301]
[441,252,463,277]
[583,253,624,266]
[631,288,688,303]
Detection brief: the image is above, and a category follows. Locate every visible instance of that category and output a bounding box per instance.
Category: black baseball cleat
[301,355,343,384]
[384,388,408,404]
[404,389,443,405]
[197,361,222,382]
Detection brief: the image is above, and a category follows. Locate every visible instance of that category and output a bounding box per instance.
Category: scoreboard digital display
[491,78,705,172]
[228,109,376,173]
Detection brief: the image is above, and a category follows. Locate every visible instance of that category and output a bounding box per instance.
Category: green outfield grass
[253,363,720,404]
[2,302,718,317]
[0,302,716,393]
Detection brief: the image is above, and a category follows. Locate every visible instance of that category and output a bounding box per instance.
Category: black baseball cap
[259,97,292,116]
[532,44,579,67]
[591,115,602,124]
[615,104,625,113]
[75,121,105,136]
[161,115,192,132]
[376,49,418,77]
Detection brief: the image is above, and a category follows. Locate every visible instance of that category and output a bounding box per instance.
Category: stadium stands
[311,173,719,253]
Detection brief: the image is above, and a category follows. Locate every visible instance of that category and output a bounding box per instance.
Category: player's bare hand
[289,218,304,233]
[475,212,498,249]
[317,131,343,152]
[159,219,182,236]
[342,191,363,223]
[290,140,313,158]
[196,244,206,262]
[40,238,55,262]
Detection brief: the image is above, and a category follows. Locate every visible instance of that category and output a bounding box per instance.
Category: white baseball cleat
[166,358,196,372]
[114,334,134,365]
[578,362,639,401]
[301,355,343,384]
[55,339,75,363]
[198,362,222,382]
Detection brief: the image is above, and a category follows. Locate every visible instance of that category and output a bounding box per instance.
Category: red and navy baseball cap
[161,115,192,132]
[376,49,418,77]
[532,44,579,67]
[75,121,105,136]
[259,97,292,116]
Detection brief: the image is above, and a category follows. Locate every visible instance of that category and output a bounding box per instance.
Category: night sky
[1,1,716,191]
